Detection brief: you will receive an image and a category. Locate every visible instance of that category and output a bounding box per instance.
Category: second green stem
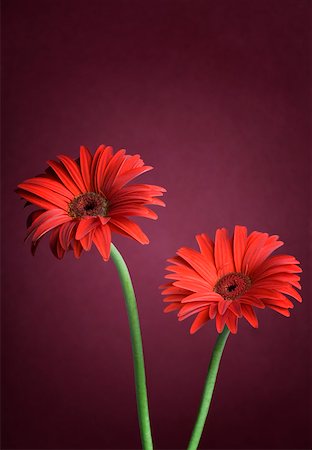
[187,326,230,450]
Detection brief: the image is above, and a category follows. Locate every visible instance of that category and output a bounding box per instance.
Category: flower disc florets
[214,272,251,300]
[68,192,108,218]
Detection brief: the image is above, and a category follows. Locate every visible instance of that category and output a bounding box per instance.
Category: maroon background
[2,1,311,449]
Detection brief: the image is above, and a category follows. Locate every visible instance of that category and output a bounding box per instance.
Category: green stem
[187,326,230,450]
[110,243,153,450]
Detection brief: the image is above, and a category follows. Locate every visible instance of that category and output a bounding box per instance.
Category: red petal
[110,205,158,220]
[177,247,217,286]
[164,303,181,313]
[214,228,235,276]
[178,302,210,317]
[18,183,69,210]
[33,214,72,241]
[178,306,208,321]
[268,305,291,317]
[48,160,81,195]
[57,155,87,193]
[109,166,154,194]
[73,239,83,258]
[172,278,211,293]
[80,146,92,191]
[80,230,94,251]
[253,280,302,302]
[241,304,259,328]
[190,310,210,334]
[233,225,247,272]
[26,209,45,228]
[101,149,127,194]
[50,227,65,259]
[218,299,230,315]
[17,190,59,210]
[229,301,242,317]
[58,221,77,250]
[91,145,113,192]
[225,312,238,334]
[209,303,218,319]
[94,146,114,192]
[76,217,99,240]
[239,295,265,309]
[25,209,68,240]
[93,224,111,260]
[253,254,300,277]
[162,294,185,303]
[161,285,190,296]
[23,176,73,200]
[216,313,226,333]
[195,233,214,259]
[181,292,222,303]
[241,232,268,274]
[110,217,149,244]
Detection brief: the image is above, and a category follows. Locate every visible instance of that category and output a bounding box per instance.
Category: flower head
[17,145,166,260]
[161,226,302,334]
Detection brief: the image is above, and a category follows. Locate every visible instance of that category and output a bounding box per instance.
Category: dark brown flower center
[68,192,108,218]
[214,272,251,300]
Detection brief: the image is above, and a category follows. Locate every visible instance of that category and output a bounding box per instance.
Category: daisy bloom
[162,226,302,334]
[17,145,166,260]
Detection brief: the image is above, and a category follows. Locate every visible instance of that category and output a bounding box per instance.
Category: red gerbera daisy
[162,226,302,334]
[17,145,166,260]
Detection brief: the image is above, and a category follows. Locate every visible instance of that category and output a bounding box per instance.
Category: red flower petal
[225,312,238,334]
[73,239,83,259]
[57,155,87,193]
[110,205,158,220]
[181,292,222,303]
[177,246,217,286]
[93,224,111,261]
[241,304,259,328]
[23,176,73,200]
[75,217,99,240]
[268,305,291,317]
[109,166,153,194]
[80,230,95,251]
[18,182,69,210]
[79,146,92,191]
[33,214,72,241]
[59,221,77,250]
[233,225,247,272]
[110,217,149,244]
[216,313,226,333]
[214,228,235,276]
[242,232,268,274]
[17,190,59,211]
[93,146,114,193]
[190,310,210,334]
[101,149,127,194]
[164,303,181,313]
[47,160,81,195]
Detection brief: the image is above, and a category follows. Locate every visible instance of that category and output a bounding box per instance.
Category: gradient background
[2,1,311,449]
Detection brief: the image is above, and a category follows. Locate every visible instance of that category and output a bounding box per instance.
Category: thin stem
[110,243,153,450]
[187,326,230,450]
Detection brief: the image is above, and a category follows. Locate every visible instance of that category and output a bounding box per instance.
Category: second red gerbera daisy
[162,226,302,334]
[17,144,166,260]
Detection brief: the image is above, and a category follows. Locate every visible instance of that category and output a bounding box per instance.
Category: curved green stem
[110,243,153,450]
[187,326,230,450]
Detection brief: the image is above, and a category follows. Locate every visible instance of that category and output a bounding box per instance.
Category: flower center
[68,192,108,218]
[214,272,251,300]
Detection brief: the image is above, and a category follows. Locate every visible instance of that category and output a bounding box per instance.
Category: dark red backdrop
[2,1,311,449]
